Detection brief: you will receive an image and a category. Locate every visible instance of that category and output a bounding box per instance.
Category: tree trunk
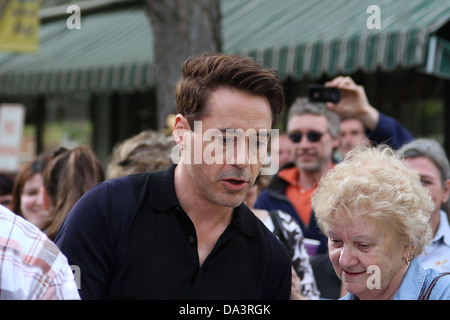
[145,0,222,130]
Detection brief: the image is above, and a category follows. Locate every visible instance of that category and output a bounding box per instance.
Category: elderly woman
[311,145,450,300]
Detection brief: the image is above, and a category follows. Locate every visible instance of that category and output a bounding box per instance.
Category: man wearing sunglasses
[255,97,340,254]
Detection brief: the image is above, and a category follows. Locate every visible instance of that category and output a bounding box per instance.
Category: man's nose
[233,138,250,168]
[297,133,315,148]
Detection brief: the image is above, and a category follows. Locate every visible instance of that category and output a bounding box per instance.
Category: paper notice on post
[0,104,25,172]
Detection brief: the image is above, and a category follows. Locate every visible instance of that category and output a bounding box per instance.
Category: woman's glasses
[288,131,327,143]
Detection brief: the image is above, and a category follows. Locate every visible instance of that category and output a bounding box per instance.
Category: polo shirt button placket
[187,235,196,244]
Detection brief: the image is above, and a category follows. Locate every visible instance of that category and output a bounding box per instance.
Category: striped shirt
[0,205,80,299]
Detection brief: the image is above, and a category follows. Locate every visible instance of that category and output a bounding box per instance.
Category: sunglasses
[288,131,326,143]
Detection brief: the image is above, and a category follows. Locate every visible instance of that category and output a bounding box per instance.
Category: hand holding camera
[308,76,379,131]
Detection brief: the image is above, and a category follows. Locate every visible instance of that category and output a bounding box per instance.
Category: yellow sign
[0,0,41,53]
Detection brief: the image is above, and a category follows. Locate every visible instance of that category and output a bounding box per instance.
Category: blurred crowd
[1,73,449,300]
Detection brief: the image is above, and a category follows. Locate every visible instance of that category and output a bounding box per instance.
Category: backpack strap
[418,272,450,300]
[268,210,288,250]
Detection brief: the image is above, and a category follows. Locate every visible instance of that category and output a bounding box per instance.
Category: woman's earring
[406,253,413,265]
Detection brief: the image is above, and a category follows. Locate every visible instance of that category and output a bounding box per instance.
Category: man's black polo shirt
[55,165,291,299]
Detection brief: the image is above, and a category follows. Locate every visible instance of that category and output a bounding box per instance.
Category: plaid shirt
[0,205,80,299]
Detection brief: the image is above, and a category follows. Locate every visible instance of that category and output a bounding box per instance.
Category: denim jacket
[417,210,450,273]
[341,258,450,300]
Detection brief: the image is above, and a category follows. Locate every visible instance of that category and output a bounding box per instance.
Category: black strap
[418,272,450,300]
[268,210,289,250]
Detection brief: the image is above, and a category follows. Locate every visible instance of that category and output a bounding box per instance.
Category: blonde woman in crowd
[106,130,175,179]
[312,145,450,300]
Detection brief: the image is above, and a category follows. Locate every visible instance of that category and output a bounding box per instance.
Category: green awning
[0,0,449,95]
[222,0,450,80]
[0,3,155,95]
[425,35,450,79]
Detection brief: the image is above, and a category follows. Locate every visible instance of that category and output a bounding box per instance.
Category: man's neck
[174,163,234,266]
[173,164,234,228]
[298,160,334,190]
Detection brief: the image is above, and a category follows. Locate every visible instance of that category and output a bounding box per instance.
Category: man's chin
[214,193,247,208]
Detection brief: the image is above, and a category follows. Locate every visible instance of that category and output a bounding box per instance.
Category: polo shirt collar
[149,164,258,237]
[277,166,299,187]
[277,163,336,189]
[149,164,180,212]
[231,203,259,237]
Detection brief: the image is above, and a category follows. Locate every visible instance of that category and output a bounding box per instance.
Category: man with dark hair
[56,53,291,299]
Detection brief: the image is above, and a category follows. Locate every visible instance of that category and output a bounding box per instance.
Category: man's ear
[172,114,191,150]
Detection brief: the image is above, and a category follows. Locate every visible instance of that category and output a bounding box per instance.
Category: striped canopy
[0,0,449,95]
[0,4,155,95]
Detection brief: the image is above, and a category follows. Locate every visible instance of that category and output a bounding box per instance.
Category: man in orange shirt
[255,97,340,254]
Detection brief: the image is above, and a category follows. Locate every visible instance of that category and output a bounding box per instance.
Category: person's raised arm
[325,76,379,131]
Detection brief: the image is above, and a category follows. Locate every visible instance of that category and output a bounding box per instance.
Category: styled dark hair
[175,53,284,128]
